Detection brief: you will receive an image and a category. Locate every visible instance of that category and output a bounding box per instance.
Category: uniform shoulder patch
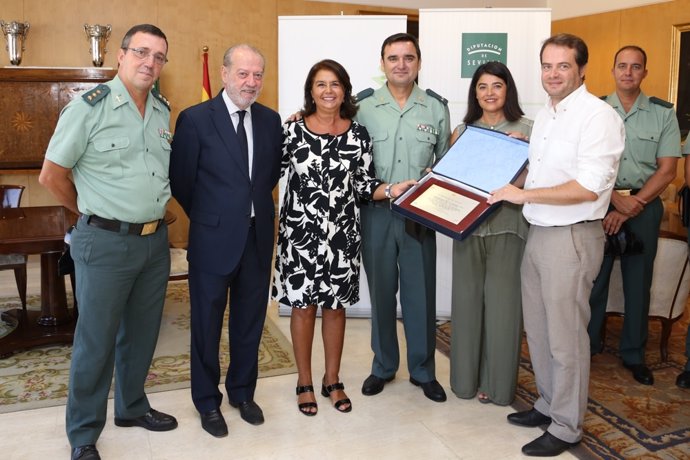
[649,96,673,109]
[152,89,171,111]
[81,84,110,106]
[426,88,448,106]
[355,88,374,103]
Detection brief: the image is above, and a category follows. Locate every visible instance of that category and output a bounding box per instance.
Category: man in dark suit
[169,43,282,438]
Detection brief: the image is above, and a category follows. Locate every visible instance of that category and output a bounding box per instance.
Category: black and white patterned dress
[273,119,382,310]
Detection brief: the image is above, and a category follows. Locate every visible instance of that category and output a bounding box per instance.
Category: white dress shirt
[523,84,625,226]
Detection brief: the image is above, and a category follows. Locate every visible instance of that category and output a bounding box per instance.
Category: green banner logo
[461,33,508,78]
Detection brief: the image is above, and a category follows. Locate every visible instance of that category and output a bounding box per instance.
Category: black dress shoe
[623,362,654,385]
[71,445,100,460]
[676,370,690,389]
[409,377,447,402]
[507,408,552,427]
[522,431,578,457]
[230,400,264,425]
[114,408,178,431]
[361,374,394,396]
[200,409,228,438]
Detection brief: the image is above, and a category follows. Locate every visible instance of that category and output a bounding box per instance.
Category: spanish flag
[201,47,212,102]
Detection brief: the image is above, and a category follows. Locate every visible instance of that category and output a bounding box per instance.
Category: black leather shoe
[409,377,447,402]
[522,431,578,456]
[361,374,394,396]
[229,400,264,425]
[114,408,178,431]
[200,409,228,438]
[676,370,690,389]
[623,362,654,385]
[71,445,100,460]
[507,408,552,427]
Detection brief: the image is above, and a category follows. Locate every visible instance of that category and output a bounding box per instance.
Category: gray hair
[222,43,265,69]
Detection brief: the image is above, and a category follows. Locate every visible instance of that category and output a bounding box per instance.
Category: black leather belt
[81,214,163,236]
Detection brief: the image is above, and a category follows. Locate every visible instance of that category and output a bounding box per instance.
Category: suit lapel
[209,93,250,181]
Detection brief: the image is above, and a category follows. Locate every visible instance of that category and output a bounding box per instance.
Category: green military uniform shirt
[355,83,451,184]
[45,75,171,223]
[605,91,681,188]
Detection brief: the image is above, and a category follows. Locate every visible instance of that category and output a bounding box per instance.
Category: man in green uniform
[39,24,177,460]
[589,45,680,385]
[678,141,690,389]
[356,32,450,402]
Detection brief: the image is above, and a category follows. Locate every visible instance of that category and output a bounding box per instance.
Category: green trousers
[361,204,437,382]
[66,220,170,447]
[588,198,663,364]
[450,232,524,405]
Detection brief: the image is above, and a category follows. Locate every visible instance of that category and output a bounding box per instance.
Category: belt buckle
[617,189,632,197]
[140,220,159,236]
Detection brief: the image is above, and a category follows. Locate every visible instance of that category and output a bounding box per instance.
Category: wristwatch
[384,183,394,199]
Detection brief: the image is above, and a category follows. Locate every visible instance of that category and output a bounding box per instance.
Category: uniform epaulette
[82,84,110,106]
[355,88,374,102]
[599,95,608,101]
[426,88,448,106]
[152,89,171,111]
[649,96,673,109]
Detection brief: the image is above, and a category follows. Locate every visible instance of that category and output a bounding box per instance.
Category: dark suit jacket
[169,92,282,275]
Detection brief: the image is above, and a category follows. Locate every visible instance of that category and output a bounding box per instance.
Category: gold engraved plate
[141,221,159,235]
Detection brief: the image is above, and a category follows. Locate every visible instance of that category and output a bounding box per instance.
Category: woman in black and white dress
[273,59,413,416]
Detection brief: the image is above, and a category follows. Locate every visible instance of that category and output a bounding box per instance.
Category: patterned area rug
[0,282,296,414]
[436,310,690,459]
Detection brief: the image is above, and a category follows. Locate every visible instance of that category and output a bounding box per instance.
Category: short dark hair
[613,45,647,69]
[540,33,588,69]
[464,61,524,124]
[120,24,168,52]
[302,59,358,119]
[380,32,421,61]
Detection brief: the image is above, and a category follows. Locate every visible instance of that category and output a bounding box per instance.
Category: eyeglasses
[123,47,168,66]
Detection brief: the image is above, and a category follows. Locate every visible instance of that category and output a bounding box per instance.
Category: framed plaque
[392,125,529,240]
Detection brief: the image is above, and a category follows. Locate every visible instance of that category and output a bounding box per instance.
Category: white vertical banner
[277,15,407,317]
[418,8,551,319]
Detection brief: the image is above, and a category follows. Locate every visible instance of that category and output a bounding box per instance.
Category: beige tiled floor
[0,258,574,459]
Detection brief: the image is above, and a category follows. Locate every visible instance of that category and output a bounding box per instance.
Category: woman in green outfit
[450,62,532,405]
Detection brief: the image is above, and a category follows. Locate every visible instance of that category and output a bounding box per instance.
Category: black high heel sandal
[296,385,318,416]
[321,381,352,413]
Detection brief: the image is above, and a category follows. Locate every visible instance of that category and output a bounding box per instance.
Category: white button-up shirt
[523,84,625,226]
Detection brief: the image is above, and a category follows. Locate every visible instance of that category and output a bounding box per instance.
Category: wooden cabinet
[0,67,116,169]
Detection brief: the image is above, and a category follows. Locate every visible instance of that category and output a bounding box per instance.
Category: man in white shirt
[488,33,625,457]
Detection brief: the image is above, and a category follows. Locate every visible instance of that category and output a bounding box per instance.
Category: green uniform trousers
[588,197,663,364]
[450,232,524,405]
[361,203,437,381]
[66,219,170,447]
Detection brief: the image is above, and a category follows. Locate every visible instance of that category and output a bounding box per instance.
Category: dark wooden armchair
[1,184,28,309]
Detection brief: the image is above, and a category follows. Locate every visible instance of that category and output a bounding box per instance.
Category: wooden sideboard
[0,67,116,169]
